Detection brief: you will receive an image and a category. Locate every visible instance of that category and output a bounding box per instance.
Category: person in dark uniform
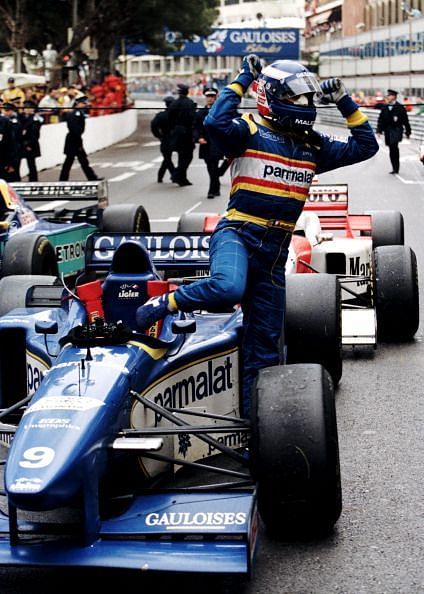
[150,95,176,183]
[193,87,226,198]
[59,95,99,181]
[2,101,22,181]
[20,100,44,181]
[0,109,17,182]
[376,89,411,175]
[167,83,197,186]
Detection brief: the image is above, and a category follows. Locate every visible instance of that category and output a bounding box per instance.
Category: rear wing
[85,232,211,273]
[305,184,348,215]
[10,180,109,206]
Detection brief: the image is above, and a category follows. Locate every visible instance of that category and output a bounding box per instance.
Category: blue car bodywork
[0,231,341,576]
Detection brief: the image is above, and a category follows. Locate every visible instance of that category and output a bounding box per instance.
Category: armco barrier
[20,107,138,178]
[316,106,424,141]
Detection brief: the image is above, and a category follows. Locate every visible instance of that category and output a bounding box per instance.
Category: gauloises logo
[93,234,210,262]
[145,511,247,529]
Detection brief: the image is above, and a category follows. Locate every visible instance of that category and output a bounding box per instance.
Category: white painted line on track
[151,217,180,222]
[35,200,69,211]
[185,201,203,214]
[143,141,160,147]
[133,163,154,171]
[396,175,424,184]
[114,161,143,168]
[108,172,137,182]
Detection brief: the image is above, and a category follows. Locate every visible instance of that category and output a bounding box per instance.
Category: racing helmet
[255,60,322,131]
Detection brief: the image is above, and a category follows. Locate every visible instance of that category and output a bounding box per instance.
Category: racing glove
[232,54,262,92]
[320,77,358,119]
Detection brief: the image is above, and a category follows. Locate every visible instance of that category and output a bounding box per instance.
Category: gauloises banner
[126,28,300,60]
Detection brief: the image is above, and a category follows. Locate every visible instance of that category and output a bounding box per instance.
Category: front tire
[250,364,342,539]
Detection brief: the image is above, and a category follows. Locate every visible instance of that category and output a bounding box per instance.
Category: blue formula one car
[0,231,342,578]
[0,180,150,281]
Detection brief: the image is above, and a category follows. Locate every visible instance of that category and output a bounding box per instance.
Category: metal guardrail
[316,106,424,142]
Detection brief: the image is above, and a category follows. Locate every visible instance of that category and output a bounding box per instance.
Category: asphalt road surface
[0,104,423,593]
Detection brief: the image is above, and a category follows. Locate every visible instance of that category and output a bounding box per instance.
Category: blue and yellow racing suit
[173,81,379,415]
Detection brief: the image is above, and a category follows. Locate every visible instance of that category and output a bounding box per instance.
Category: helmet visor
[262,66,322,102]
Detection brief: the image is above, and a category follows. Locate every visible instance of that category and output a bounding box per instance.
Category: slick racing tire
[250,363,342,539]
[101,204,150,232]
[177,212,214,233]
[373,245,419,341]
[285,273,342,386]
[2,233,58,277]
[365,210,404,248]
[0,274,59,317]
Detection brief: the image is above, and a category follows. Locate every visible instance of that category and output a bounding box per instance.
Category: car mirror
[171,319,196,334]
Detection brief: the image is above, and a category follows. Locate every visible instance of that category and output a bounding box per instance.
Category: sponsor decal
[151,355,234,425]
[263,164,314,184]
[93,234,210,262]
[23,417,81,431]
[145,511,247,529]
[118,283,140,299]
[56,240,84,263]
[349,256,370,286]
[9,477,43,493]
[207,430,248,456]
[294,118,314,126]
[24,396,105,415]
[27,352,49,396]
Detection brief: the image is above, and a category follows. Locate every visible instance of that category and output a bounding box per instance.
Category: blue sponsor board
[126,27,300,60]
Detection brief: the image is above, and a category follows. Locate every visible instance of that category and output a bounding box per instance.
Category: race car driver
[136,55,379,416]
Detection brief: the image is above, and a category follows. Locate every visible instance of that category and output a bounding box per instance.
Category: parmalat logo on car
[132,349,239,427]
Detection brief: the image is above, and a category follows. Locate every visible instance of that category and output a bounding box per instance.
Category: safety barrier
[316,106,424,141]
[21,107,138,178]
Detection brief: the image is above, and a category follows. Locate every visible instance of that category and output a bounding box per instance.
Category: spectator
[2,101,22,181]
[59,95,99,181]
[167,83,197,186]
[377,89,411,174]
[38,87,60,123]
[20,100,43,181]
[0,109,18,182]
[193,87,225,198]
[1,77,25,107]
[150,95,176,183]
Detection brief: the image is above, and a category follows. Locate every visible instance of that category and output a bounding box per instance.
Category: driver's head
[255,60,322,131]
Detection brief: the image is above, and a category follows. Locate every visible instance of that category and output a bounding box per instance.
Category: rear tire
[285,273,342,386]
[373,245,419,340]
[366,210,404,248]
[2,234,58,277]
[177,212,213,233]
[101,204,150,232]
[250,364,342,539]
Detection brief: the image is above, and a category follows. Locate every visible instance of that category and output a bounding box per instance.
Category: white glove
[233,54,262,90]
[320,78,348,103]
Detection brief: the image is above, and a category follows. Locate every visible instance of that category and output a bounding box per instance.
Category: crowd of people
[0,72,129,182]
